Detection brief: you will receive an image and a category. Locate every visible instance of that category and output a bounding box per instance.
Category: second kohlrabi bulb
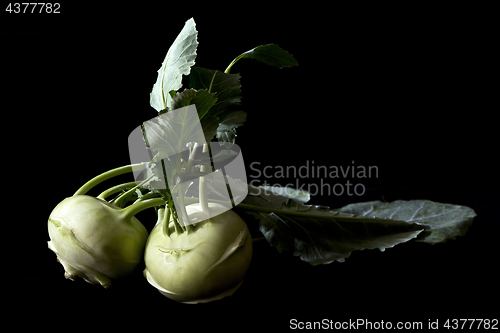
[144,203,252,303]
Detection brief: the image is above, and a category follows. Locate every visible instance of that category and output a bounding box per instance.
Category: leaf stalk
[120,198,166,221]
[199,143,210,215]
[74,164,146,196]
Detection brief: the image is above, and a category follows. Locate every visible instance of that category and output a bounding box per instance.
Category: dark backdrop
[2,5,497,331]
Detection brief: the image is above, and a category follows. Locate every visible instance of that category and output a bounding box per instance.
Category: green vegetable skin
[48,195,148,287]
[144,203,252,304]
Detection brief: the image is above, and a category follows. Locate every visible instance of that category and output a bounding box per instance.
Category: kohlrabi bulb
[144,203,252,304]
[48,195,148,288]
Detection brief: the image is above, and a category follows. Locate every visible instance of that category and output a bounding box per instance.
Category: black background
[2,4,498,331]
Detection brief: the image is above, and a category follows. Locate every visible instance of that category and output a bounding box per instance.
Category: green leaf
[337,200,476,244]
[171,88,220,143]
[150,18,198,111]
[189,67,246,144]
[189,67,242,118]
[241,187,423,265]
[171,88,217,120]
[216,111,246,147]
[199,116,220,144]
[217,111,247,128]
[258,210,424,264]
[225,44,298,73]
[237,185,475,265]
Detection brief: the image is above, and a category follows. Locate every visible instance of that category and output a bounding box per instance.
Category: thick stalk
[225,55,244,74]
[199,144,210,216]
[162,207,171,238]
[175,158,191,229]
[74,164,146,196]
[133,191,161,204]
[185,142,198,172]
[98,182,137,200]
[113,174,154,207]
[176,182,189,227]
[171,208,183,234]
[119,198,165,221]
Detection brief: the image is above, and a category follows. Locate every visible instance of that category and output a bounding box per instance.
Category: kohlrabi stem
[120,198,166,221]
[185,142,198,172]
[199,144,210,216]
[113,174,155,208]
[175,158,191,229]
[133,191,161,204]
[162,207,171,238]
[74,164,146,196]
[171,209,183,234]
[98,182,137,201]
[225,55,243,74]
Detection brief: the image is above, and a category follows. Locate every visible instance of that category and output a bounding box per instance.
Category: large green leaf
[171,88,217,121]
[237,185,476,265]
[189,67,245,144]
[171,88,219,143]
[189,67,242,119]
[258,212,423,265]
[338,200,476,244]
[150,18,198,111]
[241,186,423,265]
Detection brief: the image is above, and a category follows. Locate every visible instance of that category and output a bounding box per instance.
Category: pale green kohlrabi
[144,203,252,304]
[48,195,149,288]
